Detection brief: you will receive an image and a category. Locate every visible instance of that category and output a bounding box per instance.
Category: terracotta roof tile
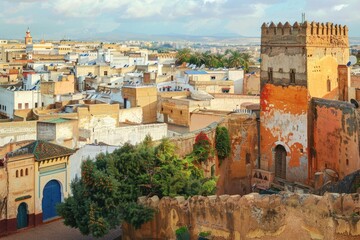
[12,140,74,161]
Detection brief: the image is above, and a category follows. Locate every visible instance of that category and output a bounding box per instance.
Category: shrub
[215,127,231,162]
[193,132,213,163]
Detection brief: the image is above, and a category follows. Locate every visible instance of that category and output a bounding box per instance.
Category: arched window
[327,79,331,92]
[25,168,28,176]
[16,170,19,178]
[20,169,23,177]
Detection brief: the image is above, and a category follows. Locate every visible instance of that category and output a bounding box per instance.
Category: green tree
[175,48,192,65]
[189,51,205,67]
[57,138,216,238]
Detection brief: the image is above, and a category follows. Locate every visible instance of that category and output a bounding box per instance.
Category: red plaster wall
[310,99,360,180]
[260,84,309,183]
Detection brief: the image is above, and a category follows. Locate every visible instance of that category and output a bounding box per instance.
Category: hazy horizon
[1,0,360,40]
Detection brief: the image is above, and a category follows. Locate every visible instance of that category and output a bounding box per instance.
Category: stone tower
[25,27,33,45]
[259,21,349,185]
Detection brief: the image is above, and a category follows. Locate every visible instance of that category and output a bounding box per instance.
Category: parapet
[262,21,348,37]
[261,21,349,47]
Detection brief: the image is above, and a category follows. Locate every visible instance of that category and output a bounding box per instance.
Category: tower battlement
[261,21,349,47]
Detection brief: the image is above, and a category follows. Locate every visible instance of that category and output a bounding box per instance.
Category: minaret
[25,27,33,45]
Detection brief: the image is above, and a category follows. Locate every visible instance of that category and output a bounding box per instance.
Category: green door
[17,202,28,229]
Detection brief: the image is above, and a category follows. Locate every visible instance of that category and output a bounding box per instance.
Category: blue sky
[1,0,360,40]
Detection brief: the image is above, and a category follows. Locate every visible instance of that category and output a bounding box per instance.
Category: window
[18,103,22,109]
[20,169,23,177]
[211,76,216,80]
[104,71,108,76]
[180,110,183,115]
[222,88,230,93]
[25,103,29,109]
[268,68,273,83]
[327,79,331,92]
[290,69,296,84]
[25,168,28,176]
[16,170,19,178]
[35,103,38,108]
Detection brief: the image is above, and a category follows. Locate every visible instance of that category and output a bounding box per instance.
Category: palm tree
[175,48,191,65]
[228,50,243,68]
[240,52,252,72]
[189,51,205,67]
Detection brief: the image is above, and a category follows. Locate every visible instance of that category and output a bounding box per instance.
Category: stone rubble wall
[123,193,360,240]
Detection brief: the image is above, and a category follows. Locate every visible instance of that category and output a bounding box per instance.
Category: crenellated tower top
[261,21,348,47]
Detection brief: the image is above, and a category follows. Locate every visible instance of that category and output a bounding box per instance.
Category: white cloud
[4,16,33,25]
[333,4,348,11]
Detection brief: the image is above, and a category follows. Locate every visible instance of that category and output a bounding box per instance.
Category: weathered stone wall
[119,107,142,124]
[0,121,37,147]
[91,123,168,146]
[169,113,258,195]
[309,98,360,181]
[123,193,360,240]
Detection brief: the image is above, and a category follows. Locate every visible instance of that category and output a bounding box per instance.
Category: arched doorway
[17,202,28,229]
[42,180,61,221]
[275,145,287,179]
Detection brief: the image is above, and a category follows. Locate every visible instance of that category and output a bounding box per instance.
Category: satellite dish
[350,99,359,108]
[349,55,357,66]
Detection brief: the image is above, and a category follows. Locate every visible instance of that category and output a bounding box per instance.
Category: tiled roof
[10,140,75,161]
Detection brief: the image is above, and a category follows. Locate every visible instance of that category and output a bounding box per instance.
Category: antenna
[301,13,305,23]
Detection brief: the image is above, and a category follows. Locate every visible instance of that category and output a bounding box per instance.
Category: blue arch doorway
[42,180,61,221]
[17,202,28,229]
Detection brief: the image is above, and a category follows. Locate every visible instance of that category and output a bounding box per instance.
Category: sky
[1,0,360,40]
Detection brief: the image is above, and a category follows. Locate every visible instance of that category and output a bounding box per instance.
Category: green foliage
[58,138,217,238]
[215,127,231,162]
[199,231,212,237]
[176,226,190,240]
[176,49,253,72]
[192,132,213,163]
[175,226,189,234]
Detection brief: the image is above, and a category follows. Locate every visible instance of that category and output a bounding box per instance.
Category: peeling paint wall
[0,121,37,147]
[260,84,309,183]
[123,193,360,240]
[310,98,360,180]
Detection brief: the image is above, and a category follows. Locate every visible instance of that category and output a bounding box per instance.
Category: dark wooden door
[275,145,287,179]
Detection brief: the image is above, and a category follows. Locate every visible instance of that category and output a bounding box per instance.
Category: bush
[193,132,213,163]
[199,231,211,237]
[215,127,231,163]
[176,226,190,240]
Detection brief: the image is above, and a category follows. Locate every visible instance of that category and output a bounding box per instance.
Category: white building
[24,72,49,90]
[0,87,41,118]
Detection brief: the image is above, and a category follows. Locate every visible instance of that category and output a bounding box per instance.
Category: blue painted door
[17,202,28,229]
[42,180,61,221]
